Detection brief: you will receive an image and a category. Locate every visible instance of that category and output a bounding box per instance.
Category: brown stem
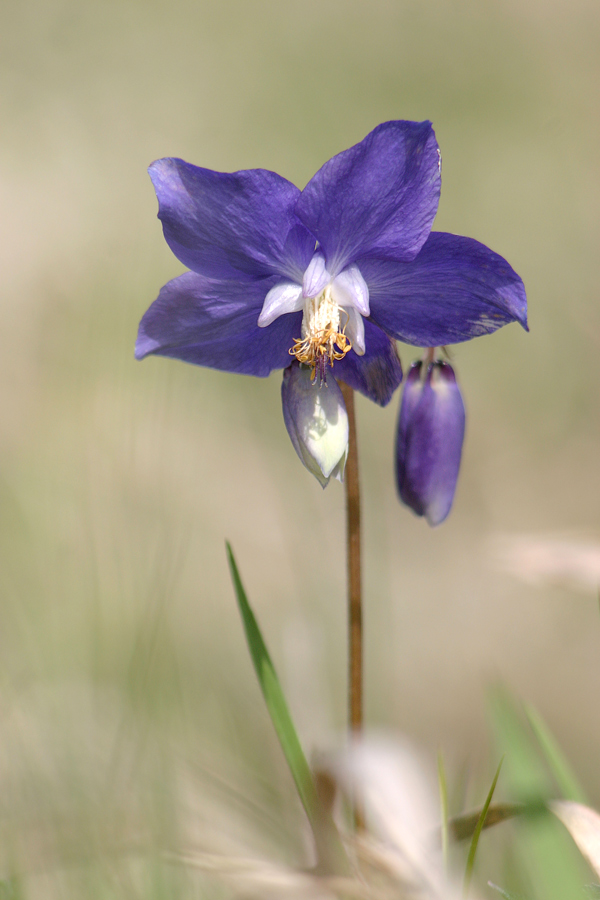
[340,381,364,830]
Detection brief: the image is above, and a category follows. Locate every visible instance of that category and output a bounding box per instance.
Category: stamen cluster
[290,287,352,381]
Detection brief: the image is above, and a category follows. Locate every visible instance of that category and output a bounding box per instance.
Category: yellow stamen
[289,288,352,378]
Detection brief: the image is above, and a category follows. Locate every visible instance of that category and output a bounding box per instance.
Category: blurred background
[1,0,599,895]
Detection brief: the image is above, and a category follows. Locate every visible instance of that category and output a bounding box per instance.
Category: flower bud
[281,362,349,488]
[395,361,465,526]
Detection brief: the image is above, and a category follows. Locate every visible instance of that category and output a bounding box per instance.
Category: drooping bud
[395,360,465,526]
[281,362,349,488]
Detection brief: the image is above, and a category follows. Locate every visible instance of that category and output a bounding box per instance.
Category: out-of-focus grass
[1,0,599,895]
[481,688,596,899]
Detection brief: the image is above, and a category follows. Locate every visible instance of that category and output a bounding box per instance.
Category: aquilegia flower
[136,120,527,516]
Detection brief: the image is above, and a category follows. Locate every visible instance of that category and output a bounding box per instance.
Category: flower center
[289,285,352,381]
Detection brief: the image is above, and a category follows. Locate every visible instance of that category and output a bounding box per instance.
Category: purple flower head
[395,360,466,526]
[136,120,527,501]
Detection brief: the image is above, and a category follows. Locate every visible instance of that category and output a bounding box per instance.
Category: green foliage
[524,703,588,804]
[226,542,349,875]
[0,878,25,900]
[463,756,503,897]
[487,882,525,900]
[487,687,592,900]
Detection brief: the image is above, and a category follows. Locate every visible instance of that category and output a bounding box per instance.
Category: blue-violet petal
[334,319,403,406]
[149,158,315,283]
[362,232,528,346]
[136,272,301,377]
[295,120,441,275]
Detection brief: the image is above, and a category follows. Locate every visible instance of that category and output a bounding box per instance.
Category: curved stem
[340,382,364,828]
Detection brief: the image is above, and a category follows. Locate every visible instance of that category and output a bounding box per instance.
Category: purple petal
[149,158,315,283]
[136,272,301,377]
[395,361,426,513]
[295,121,441,275]
[395,362,465,526]
[396,361,424,467]
[334,319,403,406]
[361,232,528,346]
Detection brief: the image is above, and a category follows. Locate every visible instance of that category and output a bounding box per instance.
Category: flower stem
[340,382,364,830]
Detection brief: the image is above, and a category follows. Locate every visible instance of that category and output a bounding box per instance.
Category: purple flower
[136,120,527,502]
[396,361,466,526]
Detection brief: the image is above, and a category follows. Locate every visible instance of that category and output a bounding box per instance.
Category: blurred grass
[484,688,595,899]
[1,0,600,895]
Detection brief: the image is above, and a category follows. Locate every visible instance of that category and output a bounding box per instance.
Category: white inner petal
[258,281,303,327]
[331,264,370,317]
[344,306,366,355]
[302,251,332,299]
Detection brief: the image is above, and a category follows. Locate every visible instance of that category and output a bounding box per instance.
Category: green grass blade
[524,703,588,804]
[488,686,589,900]
[226,543,349,874]
[227,542,318,820]
[463,757,504,898]
[488,686,551,802]
[438,749,449,873]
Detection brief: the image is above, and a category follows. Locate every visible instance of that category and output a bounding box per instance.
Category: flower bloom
[136,120,527,511]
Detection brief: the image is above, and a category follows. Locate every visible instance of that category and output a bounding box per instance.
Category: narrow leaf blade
[226,543,349,874]
[488,686,588,900]
[525,703,587,804]
[463,757,504,898]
